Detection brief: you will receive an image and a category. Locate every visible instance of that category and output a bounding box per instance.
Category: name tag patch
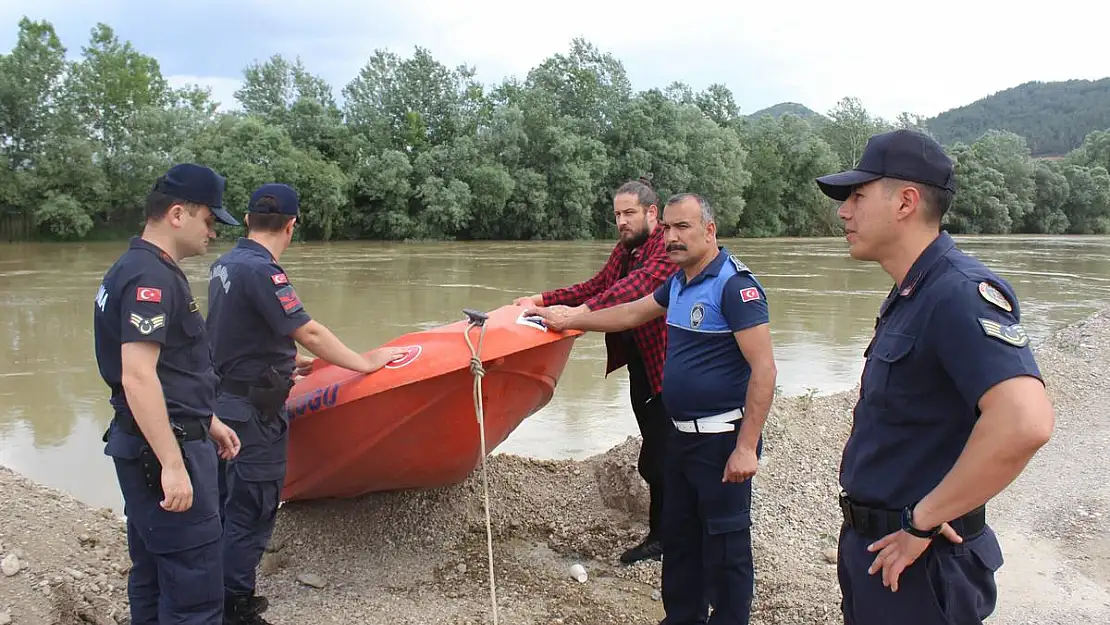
[978,318,1028,347]
[129,313,166,335]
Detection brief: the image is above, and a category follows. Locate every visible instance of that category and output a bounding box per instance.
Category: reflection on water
[2,235,1110,511]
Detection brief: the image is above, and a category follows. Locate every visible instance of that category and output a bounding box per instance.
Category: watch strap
[901,505,940,539]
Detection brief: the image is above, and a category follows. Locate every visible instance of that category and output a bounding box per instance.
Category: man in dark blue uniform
[527,193,778,625]
[93,163,243,625]
[815,129,1056,624]
[206,183,408,625]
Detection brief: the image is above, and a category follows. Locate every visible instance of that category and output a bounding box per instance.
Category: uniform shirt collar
[234,237,276,262]
[129,236,182,275]
[677,246,729,286]
[897,231,956,298]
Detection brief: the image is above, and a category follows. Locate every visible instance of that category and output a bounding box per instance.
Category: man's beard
[621,226,650,248]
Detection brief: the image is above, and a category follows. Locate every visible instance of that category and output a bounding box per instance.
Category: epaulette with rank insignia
[728,255,752,274]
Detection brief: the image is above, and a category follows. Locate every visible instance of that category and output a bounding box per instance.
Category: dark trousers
[626,344,669,537]
[105,425,225,625]
[661,428,757,625]
[838,523,1004,624]
[216,393,287,598]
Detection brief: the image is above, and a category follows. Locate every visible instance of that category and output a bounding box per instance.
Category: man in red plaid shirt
[514,177,677,564]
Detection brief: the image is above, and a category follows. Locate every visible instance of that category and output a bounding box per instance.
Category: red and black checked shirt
[542,223,675,395]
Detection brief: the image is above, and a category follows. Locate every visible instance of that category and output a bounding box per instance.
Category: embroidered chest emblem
[690,302,705,329]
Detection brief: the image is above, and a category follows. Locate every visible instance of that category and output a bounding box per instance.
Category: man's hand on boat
[513,294,543,307]
[523,306,575,332]
[362,346,411,373]
[208,415,241,460]
[294,352,317,377]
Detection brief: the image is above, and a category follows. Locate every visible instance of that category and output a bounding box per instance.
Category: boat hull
[280,306,581,502]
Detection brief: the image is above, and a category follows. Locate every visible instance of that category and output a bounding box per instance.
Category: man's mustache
[666,243,687,252]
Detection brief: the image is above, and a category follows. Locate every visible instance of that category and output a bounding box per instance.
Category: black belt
[219,378,254,397]
[838,493,986,539]
[111,413,209,442]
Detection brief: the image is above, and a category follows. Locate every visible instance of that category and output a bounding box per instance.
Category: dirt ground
[2,309,1109,624]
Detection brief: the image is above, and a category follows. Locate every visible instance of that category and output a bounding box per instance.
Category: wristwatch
[901,504,941,539]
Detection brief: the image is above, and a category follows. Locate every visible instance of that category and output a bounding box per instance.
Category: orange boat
[279,305,583,502]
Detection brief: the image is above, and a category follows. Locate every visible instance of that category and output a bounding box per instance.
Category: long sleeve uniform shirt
[542,223,675,395]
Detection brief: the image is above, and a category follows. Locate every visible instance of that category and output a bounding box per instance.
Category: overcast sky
[2,0,1106,121]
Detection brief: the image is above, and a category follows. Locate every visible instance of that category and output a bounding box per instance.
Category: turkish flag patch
[740,287,761,302]
[271,273,289,285]
[136,287,162,303]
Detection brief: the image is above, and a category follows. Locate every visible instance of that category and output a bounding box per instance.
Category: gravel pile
[0,468,131,625]
[3,309,1109,624]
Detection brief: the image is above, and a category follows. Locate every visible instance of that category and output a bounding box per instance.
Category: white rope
[464,320,498,624]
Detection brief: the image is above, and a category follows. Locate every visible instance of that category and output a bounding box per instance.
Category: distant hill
[746,102,823,120]
[925,78,1110,156]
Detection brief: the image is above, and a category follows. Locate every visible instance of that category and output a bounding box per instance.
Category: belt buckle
[171,421,186,440]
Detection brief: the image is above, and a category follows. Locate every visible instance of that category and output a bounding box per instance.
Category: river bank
[3,308,1110,624]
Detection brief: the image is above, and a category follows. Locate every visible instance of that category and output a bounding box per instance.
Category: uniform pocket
[862,331,916,411]
[163,539,223,615]
[180,311,209,369]
[141,440,223,554]
[932,528,1004,623]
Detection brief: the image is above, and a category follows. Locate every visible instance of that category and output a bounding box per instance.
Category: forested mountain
[746,102,822,121]
[1,17,1109,242]
[925,78,1110,157]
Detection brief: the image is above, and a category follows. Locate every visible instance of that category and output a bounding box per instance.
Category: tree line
[2,17,1109,242]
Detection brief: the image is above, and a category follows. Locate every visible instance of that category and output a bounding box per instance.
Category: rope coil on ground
[464,319,498,625]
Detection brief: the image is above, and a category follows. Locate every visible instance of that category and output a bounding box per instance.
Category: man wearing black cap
[816,129,1055,624]
[94,163,243,625]
[206,183,407,624]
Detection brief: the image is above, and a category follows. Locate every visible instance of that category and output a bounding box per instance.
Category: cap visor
[815,170,882,201]
[212,207,241,226]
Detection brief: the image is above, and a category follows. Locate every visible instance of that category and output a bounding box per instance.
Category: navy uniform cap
[248,183,299,216]
[816,129,956,202]
[154,163,240,225]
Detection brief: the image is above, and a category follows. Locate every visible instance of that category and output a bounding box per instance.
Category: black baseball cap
[247,183,299,216]
[153,163,240,225]
[816,129,955,202]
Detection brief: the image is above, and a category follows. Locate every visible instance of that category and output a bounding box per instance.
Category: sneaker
[620,536,663,564]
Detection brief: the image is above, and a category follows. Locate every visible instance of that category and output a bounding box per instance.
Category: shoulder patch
[978,318,1028,347]
[275,285,303,315]
[740,287,761,303]
[271,272,289,285]
[136,286,162,303]
[727,255,751,274]
[129,313,166,335]
[978,281,1013,312]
